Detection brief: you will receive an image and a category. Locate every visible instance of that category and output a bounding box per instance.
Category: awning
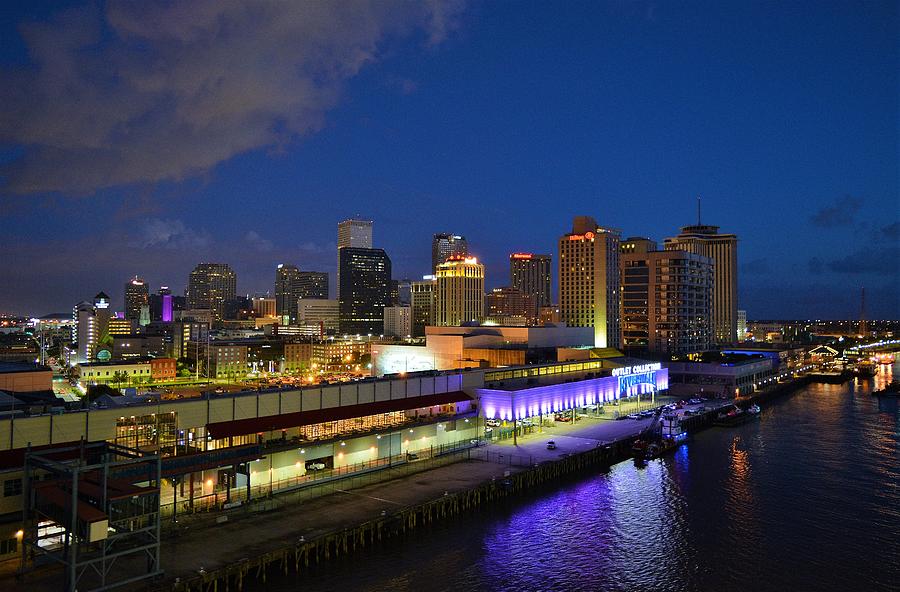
[206,391,472,440]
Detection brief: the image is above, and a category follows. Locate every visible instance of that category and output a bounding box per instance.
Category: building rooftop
[0,361,51,374]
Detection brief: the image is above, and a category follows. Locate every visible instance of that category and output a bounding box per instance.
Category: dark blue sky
[0,1,897,318]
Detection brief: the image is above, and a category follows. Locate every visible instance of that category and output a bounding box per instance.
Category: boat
[854,362,877,378]
[632,411,688,462]
[714,404,759,427]
[873,381,900,397]
[632,437,680,461]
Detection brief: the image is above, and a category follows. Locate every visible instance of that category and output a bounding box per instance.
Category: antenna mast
[697,194,701,226]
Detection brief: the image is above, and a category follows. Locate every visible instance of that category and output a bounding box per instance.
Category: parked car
[406,452,419,461]
[546,441,557,450]
[555,414,572,422]
[485,418,501,427]
[306,461,326,471]
[689,398,703,405]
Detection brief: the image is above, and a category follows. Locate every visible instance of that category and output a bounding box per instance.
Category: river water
[258,367,899,592]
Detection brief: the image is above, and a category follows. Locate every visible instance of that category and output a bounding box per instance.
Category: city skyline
[0,2,897,318]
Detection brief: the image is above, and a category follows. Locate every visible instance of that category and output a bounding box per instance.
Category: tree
[112,371,128,389]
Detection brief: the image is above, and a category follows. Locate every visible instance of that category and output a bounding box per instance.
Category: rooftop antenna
[859,286,867,337]
[697,194,701,226]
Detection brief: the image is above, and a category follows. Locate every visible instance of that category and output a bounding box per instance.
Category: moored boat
[873,381,900,397]
[714,404,759,426]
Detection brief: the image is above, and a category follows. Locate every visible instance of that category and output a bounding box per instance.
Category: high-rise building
[383,306,412,338]
[159,287,173,323]
[432,233,469,273]
[509,253,551,323]
[396,279,412,306]
[620,237,658,254]
[664,224,738,343]
[558,216,621,348]
[337,219,373,249]
[297,271,328,300]
[297,299,340,334]
[434,256,485,327]
[251,296,277,318]
[186,263,237,321]
[124,276,149,321]
[338,247,391,335]
[410,277,436,337]
[484,287,531,322]
[620,250,713,355]
[73,292,112,363]
[275,264,302,320]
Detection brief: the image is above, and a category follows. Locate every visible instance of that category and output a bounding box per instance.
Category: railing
[469,447,536,468]
[158,438,483,522]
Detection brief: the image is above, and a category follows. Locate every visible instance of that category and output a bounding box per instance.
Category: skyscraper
[296,271,328,300]
[410,277,436,337]
[431,233,469,273]
[509,253,551,323]
[73,292,112,363]
[124,276,149,321]
[558,216,621,348]
[275,264,302,320]
[338,247,391,335]
[434,256,484,327]
[664,224,738,343]
[186,263,237,321]
[620,249,713,355]
[337,218,373,249]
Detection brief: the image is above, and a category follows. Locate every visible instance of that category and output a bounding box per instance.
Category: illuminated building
[620,250,713,355]
[251,296,277,318]
[410,277,436,337]
[338,248,391,335]
[620,237,657,254]
[124,276,149,321]
[432,233,468,273]
[434,257,484,327]
[297,271,328,300]
[558,216,621,348]
[73,292,111,364]
[186,263,237,321]
[664,224,738,344]
[509,253,551,323]
[337,218,373,249]
[737,310,747,341]
[484,287,531,324]
[383,306,412,338]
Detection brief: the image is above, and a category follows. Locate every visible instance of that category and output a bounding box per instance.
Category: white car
[306,461,326,471]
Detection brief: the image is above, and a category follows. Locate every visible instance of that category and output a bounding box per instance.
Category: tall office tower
[297,271,329,300]
[432,233,469,272]
[337,218,373,249]
[73,292,112,363]
[159,287,174,323]
[383,305,412,338]
[558,216,621,348]
[124,276,149,321]
[337,218,373,294]
[410,277,436,337]
[186,263,237,321]
[620,250,713,355]
[297,299,340,334]
[737,310,748,341]
[275,264,302,320]
[509,253,551,323]
[434,256,485,327]
[664,224,738,344]
[338,247,391,335]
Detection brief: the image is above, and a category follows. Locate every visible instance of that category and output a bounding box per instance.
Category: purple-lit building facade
[477,362,668,421]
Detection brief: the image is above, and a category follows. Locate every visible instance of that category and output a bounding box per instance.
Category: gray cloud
[244,231,273,252]
[134,218,211,250]
[809,195,864,227]
[0,1,464,195]
[826,246,900,275]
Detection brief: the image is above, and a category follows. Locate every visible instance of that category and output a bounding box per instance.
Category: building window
[0,538,17,555]
[3,478,22,497]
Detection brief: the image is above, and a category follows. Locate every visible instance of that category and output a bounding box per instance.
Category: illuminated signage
[511,253,533,260]
[612,363,662,377]
[567,231,595,241]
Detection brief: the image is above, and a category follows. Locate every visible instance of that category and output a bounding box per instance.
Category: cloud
[134,218,211,250]
[740,258,770,274]
[881,221,900,240]
[244,230,273,252]
[0,1,465,195]
[809,195,864,228]
[825,246,900,275]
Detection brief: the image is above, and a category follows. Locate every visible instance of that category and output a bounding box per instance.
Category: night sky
[0,1,897,319]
